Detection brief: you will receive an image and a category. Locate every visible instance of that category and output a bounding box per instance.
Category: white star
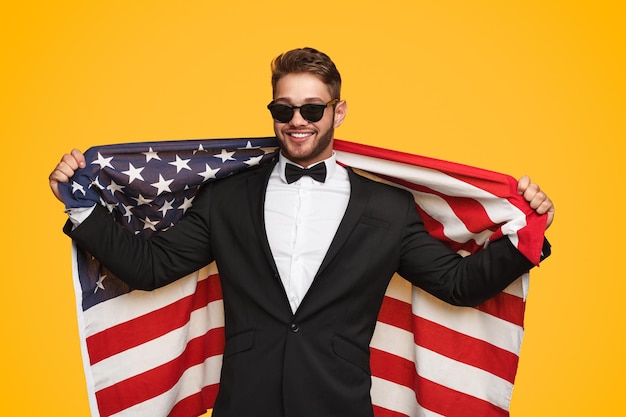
[71,181,86,195]
[178,196,195,213]
[169,155,192,173]
[107,180,125,195]
[122,163,145,183]
[198,163,220,182]
[159,199,175,217]
[121,203,133,222]
[94,274,107,293]
[193,144,208,155]
[143,147,161,162]
[214,149,235,163]
[151,174,174,195]
[90,176,105,190]
[133,194,153,205]
[240,140,259,149]
[91,152,114,169]
[140,216,160,231]
[245,155,264,167]
[104,201,117,213]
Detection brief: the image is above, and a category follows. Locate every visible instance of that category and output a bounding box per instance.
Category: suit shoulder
[348,167,413,200]
[211,161,275,188]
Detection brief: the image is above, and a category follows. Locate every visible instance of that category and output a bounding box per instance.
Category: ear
[333,100,347,128]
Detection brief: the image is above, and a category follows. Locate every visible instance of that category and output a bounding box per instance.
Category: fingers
[49,149,86,202]
[517,175,555,229]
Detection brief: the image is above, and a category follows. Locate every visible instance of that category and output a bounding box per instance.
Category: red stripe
[414,316,519,383]
[87,274,222,364]
[378,286,524,334]
[370,348,415,389]
[476,290,526,327]
[168,383,219,417]
[372,404,410,417]
[416,374,509,417]
[377,296,412,332]
[95,327,225,417]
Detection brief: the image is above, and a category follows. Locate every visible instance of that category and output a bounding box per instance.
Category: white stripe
[371,377,421,417]
[412,287,524,354]
[371,322,415,362]
[415,346,513,410]
[91,299,224,390]
[72,243,101,417]
[83,263,217,336]
[110,355,223,417]
[382,274,413,303]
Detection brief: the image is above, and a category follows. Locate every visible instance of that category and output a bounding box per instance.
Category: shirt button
[290,323,300,333]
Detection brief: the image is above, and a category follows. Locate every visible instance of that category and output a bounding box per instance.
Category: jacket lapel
[314,168,371,279]
[247,161,279,276]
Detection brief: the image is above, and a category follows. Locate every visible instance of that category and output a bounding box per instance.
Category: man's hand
[49,149,86,203]
[517,175,554,229]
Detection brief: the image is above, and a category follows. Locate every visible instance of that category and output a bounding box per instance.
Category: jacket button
[290,323,300,333]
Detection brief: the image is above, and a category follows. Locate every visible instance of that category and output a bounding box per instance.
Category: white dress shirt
[265,153,350,313]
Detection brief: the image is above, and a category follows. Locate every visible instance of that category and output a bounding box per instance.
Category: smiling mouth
[288,132,313,139]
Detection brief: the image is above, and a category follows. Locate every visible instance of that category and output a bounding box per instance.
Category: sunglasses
[267,99,339,123]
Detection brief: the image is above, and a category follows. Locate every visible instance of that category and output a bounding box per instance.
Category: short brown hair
[270,47,342,99]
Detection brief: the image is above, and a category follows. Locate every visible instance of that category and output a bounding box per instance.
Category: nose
[288,108,308,127]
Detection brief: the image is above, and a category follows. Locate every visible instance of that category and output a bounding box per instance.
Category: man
[49,47,554,417]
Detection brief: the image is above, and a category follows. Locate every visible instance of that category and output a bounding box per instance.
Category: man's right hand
[49,149,86,202]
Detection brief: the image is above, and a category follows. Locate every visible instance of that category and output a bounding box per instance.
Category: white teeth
[290,133,311,138]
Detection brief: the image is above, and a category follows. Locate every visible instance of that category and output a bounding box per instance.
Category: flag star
[214,149,235,162]
[122,163,145,183]
[133,194,153,205]
[140,216,160,231]
[159,199,175,217]
[71,181,86,195]
[245,155,264,167]
[122,203,133,222]
[151,174,174,195]
[198,163,220,182]
[178,196,195,213]
[92,152,114,169]
[107,180,125,195]
[169,155,192,173]
[104,201,117,213]
[193,144,208,154]
[143,147,161,162]
[94,274,107,293]
[241,140,259,149]
[90,176,105,190]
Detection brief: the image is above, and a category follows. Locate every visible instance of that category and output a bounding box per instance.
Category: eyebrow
[273,97,329,104]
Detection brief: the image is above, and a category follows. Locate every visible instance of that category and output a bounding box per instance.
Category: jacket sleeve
[64,185,214,291]
[397,191,543,307]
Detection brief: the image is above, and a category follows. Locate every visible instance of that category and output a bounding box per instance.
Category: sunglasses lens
[300,104,326,122]
[269,105,294,123]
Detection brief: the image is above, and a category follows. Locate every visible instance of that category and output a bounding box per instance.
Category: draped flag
[60,137,546,417]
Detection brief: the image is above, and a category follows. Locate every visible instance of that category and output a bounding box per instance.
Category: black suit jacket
[66,161,538,417]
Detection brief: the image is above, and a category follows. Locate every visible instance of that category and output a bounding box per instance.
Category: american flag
[60,137,546,417]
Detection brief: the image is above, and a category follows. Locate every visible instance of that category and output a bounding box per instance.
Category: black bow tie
[285,162,327,184]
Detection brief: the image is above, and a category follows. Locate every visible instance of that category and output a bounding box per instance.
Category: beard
[277,126,334,167]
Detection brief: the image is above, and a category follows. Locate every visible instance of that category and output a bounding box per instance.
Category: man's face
[272,72,346,167]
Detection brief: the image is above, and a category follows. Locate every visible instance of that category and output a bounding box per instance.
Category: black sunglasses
[267,99,339,123]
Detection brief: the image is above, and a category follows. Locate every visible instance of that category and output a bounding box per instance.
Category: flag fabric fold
[61,137,546,417]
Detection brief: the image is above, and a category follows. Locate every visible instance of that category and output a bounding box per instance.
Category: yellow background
[2,1,624,416]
